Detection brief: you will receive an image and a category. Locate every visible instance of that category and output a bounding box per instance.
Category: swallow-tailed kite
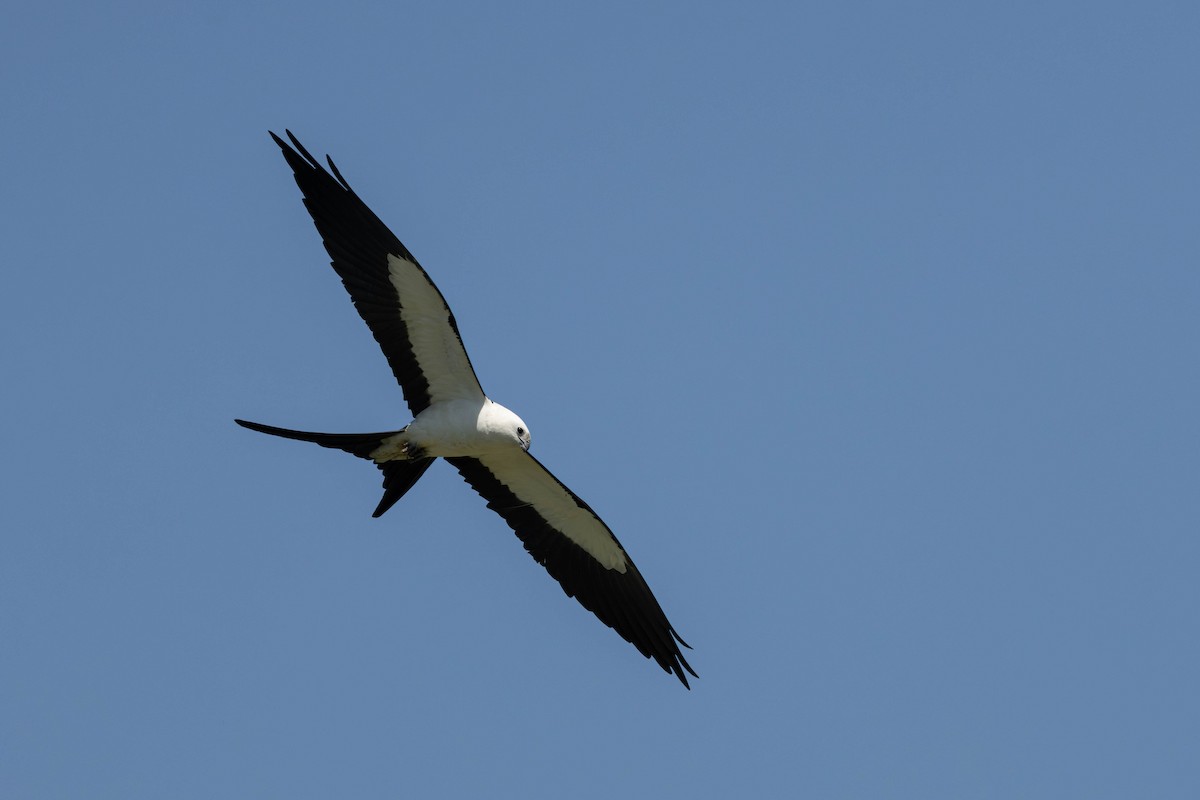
[236,132,696,687]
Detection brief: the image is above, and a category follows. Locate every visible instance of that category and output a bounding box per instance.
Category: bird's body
[237,132,695,687]
[375,398,529,461]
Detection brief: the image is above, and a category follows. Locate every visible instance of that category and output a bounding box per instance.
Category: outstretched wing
[272,131,485,415]
[446,451,697,688]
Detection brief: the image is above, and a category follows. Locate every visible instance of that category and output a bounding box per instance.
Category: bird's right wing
[272,131,485,416]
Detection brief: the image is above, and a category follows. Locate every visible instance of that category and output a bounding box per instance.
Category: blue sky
[3,1,1198,797]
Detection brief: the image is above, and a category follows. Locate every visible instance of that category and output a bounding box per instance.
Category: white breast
[405,398,528,458]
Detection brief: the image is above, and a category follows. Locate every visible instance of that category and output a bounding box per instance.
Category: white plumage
[236,131,695,687]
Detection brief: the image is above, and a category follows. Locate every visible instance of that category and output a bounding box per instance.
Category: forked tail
[234,419,435,517]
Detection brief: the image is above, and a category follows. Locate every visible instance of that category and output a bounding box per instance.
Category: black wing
[272,131,485,416]
[447,451,697,688]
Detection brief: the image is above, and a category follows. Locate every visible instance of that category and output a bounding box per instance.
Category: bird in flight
[237,132,697,687]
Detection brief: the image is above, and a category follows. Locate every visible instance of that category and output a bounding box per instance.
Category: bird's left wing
[446,451,697,687]
[271,131,484,416]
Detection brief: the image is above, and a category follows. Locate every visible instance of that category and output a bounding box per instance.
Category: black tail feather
[374,459,436,517]
[235,419,434,516]
[234,419,403,458]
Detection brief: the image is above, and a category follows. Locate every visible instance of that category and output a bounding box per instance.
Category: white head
[484,401,531,451]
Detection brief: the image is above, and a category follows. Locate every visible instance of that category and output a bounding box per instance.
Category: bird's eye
[517,427,526,436]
